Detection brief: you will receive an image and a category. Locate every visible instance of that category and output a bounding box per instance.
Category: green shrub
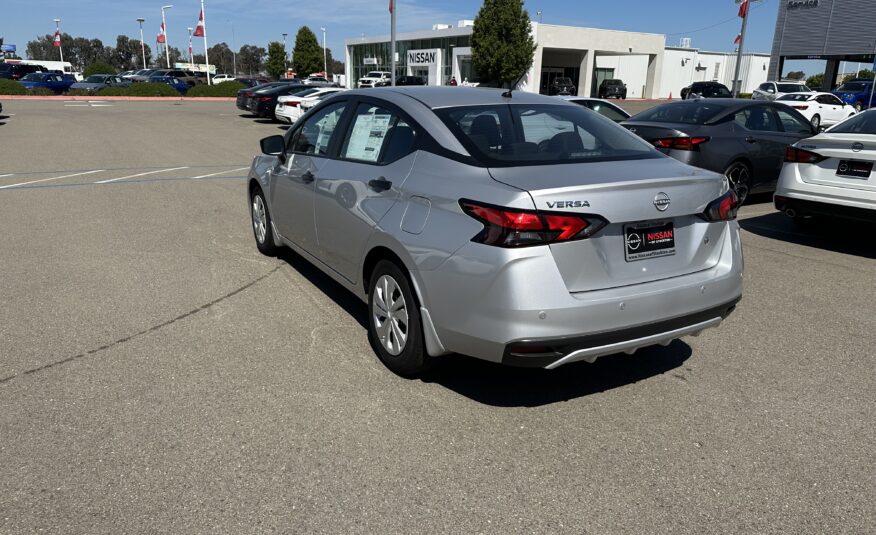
[99,82,181,97]
[185,81,245,97]
[66,88,93,97]
[0,79,26,95]
[738,93,752,100]
[27,87,55,96]
[83,62,117,77]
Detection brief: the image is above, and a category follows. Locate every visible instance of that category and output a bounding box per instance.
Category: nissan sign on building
[769,0,876,88]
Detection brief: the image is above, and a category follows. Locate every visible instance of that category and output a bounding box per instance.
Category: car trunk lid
[797,134,876,191]
[488,158,729,292]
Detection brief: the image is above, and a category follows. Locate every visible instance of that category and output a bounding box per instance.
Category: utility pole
[161,5,173,68]
[282,32,288,76]
[390,0,396,86]
[320,27,327,77]
[732,0,749,97]
[137,18,147,69]
[53,18,64,63]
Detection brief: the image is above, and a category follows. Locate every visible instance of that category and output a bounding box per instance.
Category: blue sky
[2,1,800,70]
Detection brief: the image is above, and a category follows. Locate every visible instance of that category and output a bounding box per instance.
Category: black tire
[810,114,821,130]
[367,260,430,377]
[854,101,863,112]
[724,160,752,205]
[250,187,278,256]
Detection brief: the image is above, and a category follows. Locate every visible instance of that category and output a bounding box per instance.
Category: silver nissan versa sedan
[248,87,744,376]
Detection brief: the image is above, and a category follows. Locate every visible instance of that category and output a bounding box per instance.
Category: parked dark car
[597,79,626,99]
[681,82,732,100]
[247,84,307,119]
[395,75,426,86]
[18,72,76,94]
[150,69,200,86]
[548,76,577,96]
[148,76,189,94]
[831,79,875,111]
[236,81,298,112]
[622,99,816,202]
[0,63,44,80]
[562,97,631,123]
[236,77,271,88]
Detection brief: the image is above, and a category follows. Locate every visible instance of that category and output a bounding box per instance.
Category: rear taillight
[459,200,607,248]
[791,105,809,110]
[258,96,272,101]
[699,190,739,222]
[243,92,253,97]
[785,146,825,164]
[653,137,709,151]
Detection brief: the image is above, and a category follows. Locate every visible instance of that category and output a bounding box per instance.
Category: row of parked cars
[682,78,875,111]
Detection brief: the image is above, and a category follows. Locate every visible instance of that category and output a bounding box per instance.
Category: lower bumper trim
[775,196,876,223]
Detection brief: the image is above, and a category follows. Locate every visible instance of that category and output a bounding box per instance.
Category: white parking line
[191,167,249,179]
[0,170,104,190]
[0,174,13,179]
[96,166,189,184]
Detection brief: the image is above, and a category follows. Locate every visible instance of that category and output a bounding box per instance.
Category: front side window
[289,101,347,156]
[340,103,416,164]
[437,104,657,166]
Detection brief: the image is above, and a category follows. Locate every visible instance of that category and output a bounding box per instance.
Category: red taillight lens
[258,96,273,101]
[459,200,607,247]
[699,190,739,222]
[785,146,825,164]
[791,105,809,110]
[653,137,710,151]
[243,92,253,97]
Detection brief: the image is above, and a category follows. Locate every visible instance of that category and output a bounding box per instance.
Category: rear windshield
[631,101,727,125]
[827,111,876,134]
[554,77,573,85]
[435,104,658,167]
[365,72,386,78]
[777,84,809,93]
[85,75,108,83]
[836,82,868,92]
[692,84,731,98]
[603,79,623,86]
[777,94,811,102]
[21,73,45,81]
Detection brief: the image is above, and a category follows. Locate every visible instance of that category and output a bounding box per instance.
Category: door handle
[745,136,758,144]
[301,170,315,184]
[368,177,393,192]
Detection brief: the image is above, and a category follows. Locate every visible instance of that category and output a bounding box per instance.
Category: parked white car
[775,110,876,225]
[775,92,856,130]
[357,71,391,88]
[274,88,345,124]
[558,96,631,123]
[298,88,346,113]
[212,74,235,83]
[752,81,813,101]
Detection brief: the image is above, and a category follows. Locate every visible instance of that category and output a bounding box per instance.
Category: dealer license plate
[836,160,872,179]
[624,221,676,262]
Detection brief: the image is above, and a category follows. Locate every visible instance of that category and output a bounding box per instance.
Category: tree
[785,70,805,80]
[292,26,323,76]
[324,48,344,77]
[238,44,265,75]
[207,42,234,75]
[471,0,536,87]
[806,73,824,89]
[266,41,287,79]
[842,69,874,84]
[153,45,182,68]
[83,62,115,77]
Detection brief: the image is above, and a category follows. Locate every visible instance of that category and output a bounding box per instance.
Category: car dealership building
[769,0,876,88]
[345,22,769,98]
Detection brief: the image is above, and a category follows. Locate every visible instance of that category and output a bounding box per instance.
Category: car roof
[351,86,565,109]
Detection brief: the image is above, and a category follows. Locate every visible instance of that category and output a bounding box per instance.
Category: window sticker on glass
[345,112,393,162]
[314,110,341,155]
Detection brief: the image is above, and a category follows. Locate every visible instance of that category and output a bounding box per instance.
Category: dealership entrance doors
[539,66,581,95]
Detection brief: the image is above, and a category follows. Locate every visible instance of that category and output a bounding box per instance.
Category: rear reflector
[460,199,608,248]
[653,137,710,151]
[699,190,739,222]
[785,146,825,164]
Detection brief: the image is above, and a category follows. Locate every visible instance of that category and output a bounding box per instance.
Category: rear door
[314,99,418,282]
[732,105,791,185]
[270,100,348,253]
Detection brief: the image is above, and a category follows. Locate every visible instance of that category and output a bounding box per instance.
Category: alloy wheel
[252,194,267,244]
[372,274,409,356]
[725,162,751,204]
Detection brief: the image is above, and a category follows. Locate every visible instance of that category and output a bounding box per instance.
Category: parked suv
[598,79,626,99]
[0,63,43,80]
[752,81,812,101]
[681,82,732,100]
[357,71,392,88]
[549,76,577,96]
[150,69,200,86]
[248,87,743,376]
[832,79,875,111]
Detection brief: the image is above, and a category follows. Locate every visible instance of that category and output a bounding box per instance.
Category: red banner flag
[53,30,61,47]
[734,33,741,45]
[389,0,394,14]
[156,22,166,44]
[738,0,749,18]
[193,9,205,37]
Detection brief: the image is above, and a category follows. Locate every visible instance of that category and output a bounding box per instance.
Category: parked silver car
[248,87,744,376]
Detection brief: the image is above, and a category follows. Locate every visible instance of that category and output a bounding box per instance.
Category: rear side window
[774,108,813,134]
[634,101,727,125]
[340,103,416,164]
[735,106,780,132]
[437,104,657,166]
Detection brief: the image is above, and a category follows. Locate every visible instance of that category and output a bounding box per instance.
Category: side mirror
[260,135,286,162]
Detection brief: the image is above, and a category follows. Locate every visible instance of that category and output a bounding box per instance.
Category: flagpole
[732,0,749,98]
[188,27,194,67]
[161,5,173,69]
[390,0,396,86]
[54,18,64,63]
[201,0,211,85]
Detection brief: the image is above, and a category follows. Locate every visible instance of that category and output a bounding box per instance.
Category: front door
[314,102,417,282]
[270,101,348,253]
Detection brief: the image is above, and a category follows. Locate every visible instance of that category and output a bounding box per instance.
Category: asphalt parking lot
[0,98,874,534]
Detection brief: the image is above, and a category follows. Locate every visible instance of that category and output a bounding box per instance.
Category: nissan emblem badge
[654,192,671,212]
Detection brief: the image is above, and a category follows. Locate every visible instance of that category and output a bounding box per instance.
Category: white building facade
[661,47,771,98]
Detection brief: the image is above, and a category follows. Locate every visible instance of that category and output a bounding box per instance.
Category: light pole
[136,18,147,69]
[228,20,237,77]
[187,27,194,67]
[161,5,173,68]
[320,27,327,78]
[282,32,288,76]
[53,18,64,63]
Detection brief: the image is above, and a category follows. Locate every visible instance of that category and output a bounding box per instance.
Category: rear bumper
[774,195,876,223]
[775,164,876,222]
